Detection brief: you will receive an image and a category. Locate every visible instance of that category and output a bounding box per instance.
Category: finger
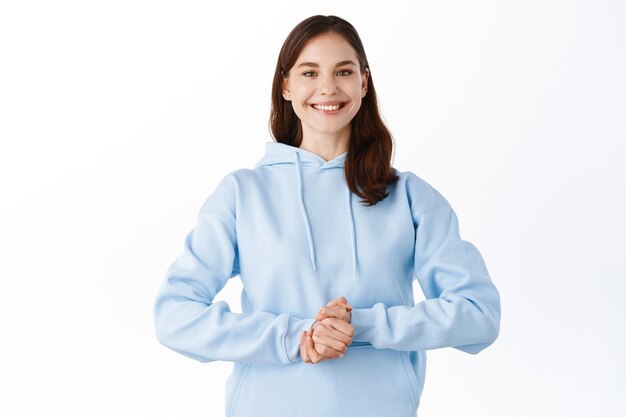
[326,296,349,308]
[316,306,350,322]
[301,331,312,363]
[300,331,311,363]
[311,327,351,352]
[335,296,352,311]
[307,328,328,364]
[312,338,347,357]
[315,312,351,326]
[322,317,355,338]
[313,320,353,346]
[336,296,352,311]
[312,325,350,351]
[306,330,322,364]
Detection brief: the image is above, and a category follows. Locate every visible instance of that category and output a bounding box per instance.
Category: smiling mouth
[310,102,346,111]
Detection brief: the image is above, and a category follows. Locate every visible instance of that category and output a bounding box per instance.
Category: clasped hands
[299,296,354,364]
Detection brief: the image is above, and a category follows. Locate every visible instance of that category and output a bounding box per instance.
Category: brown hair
[269,15,398,206]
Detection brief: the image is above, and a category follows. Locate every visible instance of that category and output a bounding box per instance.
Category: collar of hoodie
[255,142,359,285]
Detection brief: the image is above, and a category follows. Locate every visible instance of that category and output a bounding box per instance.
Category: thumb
[327,296,350,307]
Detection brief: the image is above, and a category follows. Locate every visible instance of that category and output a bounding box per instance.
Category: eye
[303,71,316,77]
[338,69,353,76]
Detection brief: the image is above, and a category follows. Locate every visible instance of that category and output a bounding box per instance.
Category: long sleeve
[153,175,315,364]
[350,199,501,354]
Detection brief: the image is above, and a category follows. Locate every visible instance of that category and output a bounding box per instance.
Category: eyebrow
[296,60,357,69]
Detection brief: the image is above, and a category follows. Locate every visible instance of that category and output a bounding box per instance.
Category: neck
[299,128,350,162]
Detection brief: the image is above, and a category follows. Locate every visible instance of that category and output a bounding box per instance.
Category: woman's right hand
[300,319,353,364]
[300,328,332,364]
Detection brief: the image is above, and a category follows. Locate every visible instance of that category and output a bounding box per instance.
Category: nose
[318,73,338,95]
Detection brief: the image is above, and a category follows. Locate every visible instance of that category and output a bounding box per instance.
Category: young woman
[154,14,501,417]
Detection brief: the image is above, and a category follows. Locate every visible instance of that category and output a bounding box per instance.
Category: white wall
[1,1,624,416]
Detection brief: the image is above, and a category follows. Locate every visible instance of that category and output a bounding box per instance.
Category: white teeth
[313,103,341,111]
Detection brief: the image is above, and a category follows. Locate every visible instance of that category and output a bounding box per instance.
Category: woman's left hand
[315,296,352,323]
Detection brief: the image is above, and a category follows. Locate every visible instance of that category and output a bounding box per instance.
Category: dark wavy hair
[269,15,398,206]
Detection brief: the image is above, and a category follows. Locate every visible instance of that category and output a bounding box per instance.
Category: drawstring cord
[347,189,358,285]
[293,150,358,285]
[294,151,317,271]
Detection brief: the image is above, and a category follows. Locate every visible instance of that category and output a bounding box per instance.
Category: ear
[282,78,291,101]
[361,67,369,97]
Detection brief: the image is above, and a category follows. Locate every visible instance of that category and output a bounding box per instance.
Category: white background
[1,1,625,416]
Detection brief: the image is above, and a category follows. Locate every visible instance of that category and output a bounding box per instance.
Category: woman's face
[282,32,369,142]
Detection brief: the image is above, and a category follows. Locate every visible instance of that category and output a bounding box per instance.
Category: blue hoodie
[153,141,501,417]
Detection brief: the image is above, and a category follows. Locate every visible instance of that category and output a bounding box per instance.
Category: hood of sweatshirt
[255,141,359,285]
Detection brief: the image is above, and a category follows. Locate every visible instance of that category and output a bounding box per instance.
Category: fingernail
[338,354,344,358]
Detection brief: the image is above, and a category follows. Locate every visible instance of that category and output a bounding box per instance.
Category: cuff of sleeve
[284,316,317,364]
[350,307,380,345]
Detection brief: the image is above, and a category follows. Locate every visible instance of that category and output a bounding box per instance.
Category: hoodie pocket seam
[229,363,251,417]
[399,352,419,411]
